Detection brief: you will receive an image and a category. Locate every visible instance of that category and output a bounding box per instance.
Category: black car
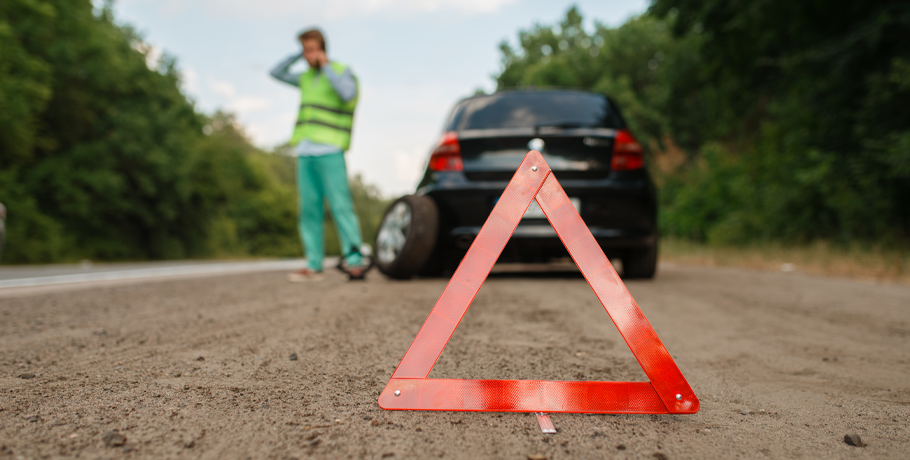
[375,89,657,279]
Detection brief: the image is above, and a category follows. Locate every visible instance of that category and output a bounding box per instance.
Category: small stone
[18,373,35,379]
[102,431,127,447]
[844,434,866,447]
[173,372,181,377]
[740,410,751,415]
[371,419,380,426]
[289,353,298,361]
[27,416,38,423]
[616,444,626,450]
[122,445,133,453]
[527,455,547,460]
[653,453,668,460]
[195,356,204,362]
[183,437,195,448]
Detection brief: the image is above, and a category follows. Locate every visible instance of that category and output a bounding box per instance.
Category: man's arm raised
[270,54,302,87]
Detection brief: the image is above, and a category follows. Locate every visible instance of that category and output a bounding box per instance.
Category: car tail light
[428,132,463,172]
[611,129,644,171]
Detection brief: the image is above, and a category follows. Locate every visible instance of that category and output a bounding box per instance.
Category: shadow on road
[487,270,585,279]
[487,262,586,279]
[413,262,641,280]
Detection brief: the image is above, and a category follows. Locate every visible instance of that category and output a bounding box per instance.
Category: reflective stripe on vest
[290,62,358,150]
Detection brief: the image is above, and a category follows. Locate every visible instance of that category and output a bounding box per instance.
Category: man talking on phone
[270,29,366,281]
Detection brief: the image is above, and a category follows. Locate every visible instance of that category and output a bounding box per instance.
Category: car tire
[622,241,657,279]
[375,195,439,279]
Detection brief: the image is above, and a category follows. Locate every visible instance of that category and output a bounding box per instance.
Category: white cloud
[181,67,199,94]
[208,79,272,116]
[229,96,271,113]
[210,80,237,99]
[393,147,427,187]
[125,0,518,21]
[337,0,519,15]
[245,110,297,147]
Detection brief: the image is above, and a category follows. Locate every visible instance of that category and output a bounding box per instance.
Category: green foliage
[650,0,910,243]
[497,4,910,246]
[1,0,205,261]
[190,113,301,259]
[0,0,54,163]
[0,0,386,263]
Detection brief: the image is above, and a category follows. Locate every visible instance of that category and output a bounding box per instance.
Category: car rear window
[446,91,623,131]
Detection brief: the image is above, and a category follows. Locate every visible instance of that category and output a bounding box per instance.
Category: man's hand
[315,50,329,67]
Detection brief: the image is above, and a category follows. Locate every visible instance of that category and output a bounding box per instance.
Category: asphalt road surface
[0,263,908,459]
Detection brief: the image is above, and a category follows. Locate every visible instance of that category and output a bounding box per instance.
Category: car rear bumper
[418,170,657,261]
[446,224,655,261]
[448,224,653,242]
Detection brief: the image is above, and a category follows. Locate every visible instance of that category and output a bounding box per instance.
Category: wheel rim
[376,202,412,264]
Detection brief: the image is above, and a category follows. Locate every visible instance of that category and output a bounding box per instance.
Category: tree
[0,1,385,263]
[497,4,910,245]
[649,0,910,243]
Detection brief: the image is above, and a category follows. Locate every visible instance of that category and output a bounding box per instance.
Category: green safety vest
[290,62,358,151]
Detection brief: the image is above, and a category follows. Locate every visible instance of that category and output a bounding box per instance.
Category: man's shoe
[287,268,325,282]
[346,265,368,281]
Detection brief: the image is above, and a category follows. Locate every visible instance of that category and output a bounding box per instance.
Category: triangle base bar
[379,379,674,413]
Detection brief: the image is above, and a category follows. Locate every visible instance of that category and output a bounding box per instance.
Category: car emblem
[583,136,610,147]
[528,138,545,151]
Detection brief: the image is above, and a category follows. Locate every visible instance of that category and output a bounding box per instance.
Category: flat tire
[375,195,439,279]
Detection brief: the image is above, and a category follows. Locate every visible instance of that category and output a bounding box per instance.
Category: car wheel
[622,241,657,279]
[376,195,439,279]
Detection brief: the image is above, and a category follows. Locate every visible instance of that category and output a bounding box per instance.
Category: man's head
[298,29,327,69]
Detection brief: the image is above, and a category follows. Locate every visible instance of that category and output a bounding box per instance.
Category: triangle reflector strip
[379,150,699,414]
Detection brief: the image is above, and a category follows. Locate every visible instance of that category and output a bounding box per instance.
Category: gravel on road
[0,263,908,459]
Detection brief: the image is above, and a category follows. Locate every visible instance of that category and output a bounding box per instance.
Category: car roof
[455,88,607,106]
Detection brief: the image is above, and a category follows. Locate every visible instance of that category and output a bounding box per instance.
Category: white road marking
[0,259,337,289]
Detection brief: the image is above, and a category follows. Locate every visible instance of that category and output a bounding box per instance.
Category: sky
[113,0,649,196]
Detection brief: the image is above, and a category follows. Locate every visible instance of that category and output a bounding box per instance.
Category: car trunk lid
[459,129,615,181]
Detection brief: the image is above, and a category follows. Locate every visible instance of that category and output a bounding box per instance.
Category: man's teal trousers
[296,153,363,271]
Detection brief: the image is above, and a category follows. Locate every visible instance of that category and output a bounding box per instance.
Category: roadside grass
[659,238,910,285]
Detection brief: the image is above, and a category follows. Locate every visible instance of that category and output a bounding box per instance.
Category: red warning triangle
[379,150,699,414]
